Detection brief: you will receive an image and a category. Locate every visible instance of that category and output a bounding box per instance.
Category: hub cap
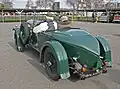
[47,61,52,67]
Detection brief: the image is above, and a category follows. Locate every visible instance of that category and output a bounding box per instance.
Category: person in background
[95,12,98,23]
[92,12,95,23]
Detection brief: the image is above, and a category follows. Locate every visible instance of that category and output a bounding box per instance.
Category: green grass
[0,16,93,22]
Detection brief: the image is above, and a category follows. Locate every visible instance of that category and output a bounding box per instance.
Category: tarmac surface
[0,22,120,89]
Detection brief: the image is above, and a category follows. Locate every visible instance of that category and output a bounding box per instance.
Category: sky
[13,0,69,8]
[13,0,120,9]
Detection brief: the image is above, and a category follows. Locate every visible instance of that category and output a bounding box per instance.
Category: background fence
[0,14,93,22]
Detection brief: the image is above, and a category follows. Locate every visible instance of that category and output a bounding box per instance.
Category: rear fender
[95,36,112,65]
[40,41,70,79]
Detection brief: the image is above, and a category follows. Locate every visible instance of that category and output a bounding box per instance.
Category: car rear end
[99,13,108,22]
[62,43,108,80]
[99,12,114,23]
[53,28,111,80]
[113,13,120,22]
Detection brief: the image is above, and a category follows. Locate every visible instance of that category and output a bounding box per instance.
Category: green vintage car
[12,19,112,81]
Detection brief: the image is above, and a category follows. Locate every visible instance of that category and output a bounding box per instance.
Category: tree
[35,0,43,9]
[76,0,91,9]
[25,0,33,9]
[91,0,105,9]
[84,0,91,9]
[66,0,77,9]
[66,0,91,9]
[0,0,14,8]
[66,0,106,9]
[104,0,117,9]
[35,0,55,9]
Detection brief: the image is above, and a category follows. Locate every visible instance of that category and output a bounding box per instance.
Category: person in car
[32,14,57,47]
[33,15,57,34]
[58,15,71,29]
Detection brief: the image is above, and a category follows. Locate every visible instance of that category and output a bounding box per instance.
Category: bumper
[80,70,101,80]
[78,67,108,80]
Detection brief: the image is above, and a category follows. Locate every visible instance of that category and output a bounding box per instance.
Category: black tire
[15,35,24,52]
[44,47,60,81]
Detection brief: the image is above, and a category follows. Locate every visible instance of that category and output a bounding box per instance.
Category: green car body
[13,20,112,80]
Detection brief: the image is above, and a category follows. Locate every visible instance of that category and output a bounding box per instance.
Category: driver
[33,15,57,33]
[32,14,57,47]
[58,15,71,29]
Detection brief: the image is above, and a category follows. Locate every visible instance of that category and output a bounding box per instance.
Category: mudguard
[40,41,70,79]
[95,36,112,66]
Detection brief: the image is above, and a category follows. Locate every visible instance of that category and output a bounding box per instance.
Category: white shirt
[33,21,57,34]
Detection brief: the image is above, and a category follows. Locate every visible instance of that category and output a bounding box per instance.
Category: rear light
[103,61,107,66]
[81,67,87,73]
[114,16,120,20]
[102,69,107,73]
[103,61,112,67]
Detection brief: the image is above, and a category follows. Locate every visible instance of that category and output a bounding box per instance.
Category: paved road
[0,22,120,89]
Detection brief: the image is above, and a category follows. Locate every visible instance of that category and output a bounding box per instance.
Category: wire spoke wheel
[44,47,60,81]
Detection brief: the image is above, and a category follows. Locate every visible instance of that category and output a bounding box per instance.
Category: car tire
[44,47,60,81]
[15,35,24,52]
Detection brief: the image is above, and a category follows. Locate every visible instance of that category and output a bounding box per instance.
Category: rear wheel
[44,47,60,81]
[15,35,24,52]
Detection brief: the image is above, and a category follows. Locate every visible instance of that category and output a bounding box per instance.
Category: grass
[0,16,93,22]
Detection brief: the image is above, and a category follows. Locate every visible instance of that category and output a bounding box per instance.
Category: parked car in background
[113,12,120,22]
[99,12,114,23]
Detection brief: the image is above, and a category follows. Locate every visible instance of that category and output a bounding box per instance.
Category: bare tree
[90,0,105,9]
[0,0,14,8]
[104,0,118,9]
[35,0,42,9]
[66,0,91,9]
[66,0,106,9]
[76,0,91,9]
[25,0,33,9]
[35,0,55,9]
[66,0,77,9]
[84,0,91,9]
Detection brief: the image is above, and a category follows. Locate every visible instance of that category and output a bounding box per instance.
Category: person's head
[59,15,70,25]
[58,15,71,29]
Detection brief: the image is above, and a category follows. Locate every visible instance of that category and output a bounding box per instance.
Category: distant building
[117,3,120,8]
[52,2,60,10]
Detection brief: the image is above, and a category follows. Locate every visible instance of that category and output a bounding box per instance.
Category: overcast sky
[13,0,69,8]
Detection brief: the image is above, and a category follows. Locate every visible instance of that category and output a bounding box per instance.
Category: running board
[29,43,40,52]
